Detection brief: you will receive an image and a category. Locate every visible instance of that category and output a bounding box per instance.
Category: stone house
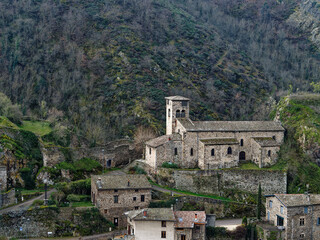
[125,208,206,240]
[91,174,152,227]
[262,194,320,240]
[145,96,285,171]
[0,165,7,190]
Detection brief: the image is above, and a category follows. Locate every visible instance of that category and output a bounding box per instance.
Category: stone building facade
[0,165,7,190]
[91,174,152,227]
[146,96,285,170]
[125,208,206,240]
[264,194,320,240]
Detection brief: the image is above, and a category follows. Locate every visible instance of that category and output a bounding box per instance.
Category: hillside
[0,0,319,144]
[273,93,320,194]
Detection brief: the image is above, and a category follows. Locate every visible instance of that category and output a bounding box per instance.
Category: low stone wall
[0,188,15,208]
[175,196,256,218]
[154,168,287,195]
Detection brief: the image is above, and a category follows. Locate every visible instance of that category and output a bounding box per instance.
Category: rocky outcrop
[287,0,320,49]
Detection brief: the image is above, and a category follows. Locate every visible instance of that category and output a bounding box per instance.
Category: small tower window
[227,147,232,155]
[181,110,186,118]
[168,109,171,117]
[240,139,244,146]
[174,148,178,155]
[268,150,271,157]
[211,149,215,156]
[176,110,181,118]
[190,148,193,156]
[149,148,151,155]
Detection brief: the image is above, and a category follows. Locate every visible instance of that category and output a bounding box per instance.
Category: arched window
[176,110,181,118]
[181,110,186,118]
[211,149,215,156]
[268,150,271,157]
[190,148,193,156]
[168,109,171,117]
[240,139,244,146]
[227,147,232,155]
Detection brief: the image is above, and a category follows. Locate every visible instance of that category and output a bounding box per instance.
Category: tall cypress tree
[257,183,262,220]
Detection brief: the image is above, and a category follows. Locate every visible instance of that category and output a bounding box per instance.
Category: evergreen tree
[257,183,262,220]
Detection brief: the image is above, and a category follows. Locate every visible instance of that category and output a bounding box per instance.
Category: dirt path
[0,189,56,215]
[29,230,126,240]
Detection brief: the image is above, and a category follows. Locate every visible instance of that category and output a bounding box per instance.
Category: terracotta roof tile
[125,208,176,221]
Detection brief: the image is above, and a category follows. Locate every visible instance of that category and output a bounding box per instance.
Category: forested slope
[0,0,319,144]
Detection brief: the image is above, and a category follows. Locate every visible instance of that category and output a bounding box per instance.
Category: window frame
[227,147,232,155]
[304,206,308,214]
[161,231,166,238]
[300,218,305,226]
[211,148,215,156]
[280,206,284,214]
[162,221,166,227]
[190,148,193,156]
[114,195,119,204]
[240,139,244,146]
[141,195,145,202]
[174,148,178,155]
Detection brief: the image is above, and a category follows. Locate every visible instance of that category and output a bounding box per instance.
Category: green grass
[19,189,45,194]
[149,180,232,202]
[238,163,260,170]
[20,120,52,136]
[237,162,287,171]
[71,202,94,207]
[0,116,18,128]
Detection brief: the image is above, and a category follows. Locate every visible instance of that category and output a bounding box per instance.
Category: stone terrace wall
[155,168,287,195]
[0,188,15,207]
[42,139,137,168]
[0,166,6,190]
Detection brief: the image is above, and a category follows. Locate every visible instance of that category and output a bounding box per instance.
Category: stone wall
[42,139,137,168]
[154,168,287,195]
[175,196,256,218]
[0,188,15,208]
[0,166,6,190]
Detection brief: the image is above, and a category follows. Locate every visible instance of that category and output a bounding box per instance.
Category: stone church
[145,96,285,171]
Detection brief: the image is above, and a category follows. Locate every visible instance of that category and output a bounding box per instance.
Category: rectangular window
[317,217,320,225]
[141,195,145,202]
[182,101,188,106]
[300,233,305,239]
[161,231,166,238]
[195,225,200,231]
[114,218,118,226]
[149,148,151,155]
[133,197,136,201]
[174,148,178,155]
[162,221,166,227]
[114,189,118,193]
[114,195,119,203]
[280,206,284,214]
[300,218,305,226]
[190,148,193,156]
[269,200,273,208]
[104,209,108,214]
[135,206,139,210]
[181,235,186,240]
[135,189,139,192]
[304,207,308,214]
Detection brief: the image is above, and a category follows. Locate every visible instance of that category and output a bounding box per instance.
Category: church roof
[200,138,238,145]
[253,137,281,147]
[165,96,190,101]
[146,134,181,148]
[91,174,151,190]
[178,119,284,132]
[266,194,320,207]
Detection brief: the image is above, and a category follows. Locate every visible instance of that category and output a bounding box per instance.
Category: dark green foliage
[242,216,247,226]
[149,198,177,208]
[19,168,35,190]
[66,194,90,202]
[206,226,228,238]
[75,208,114,236]
[257,183,262,220]
[181,201,205,211]
[162,162,179,169]
[56,179,91,196]
[54,158,102,180]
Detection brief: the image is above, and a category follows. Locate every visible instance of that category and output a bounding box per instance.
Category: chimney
[128,180,130,187]
[143,210,147,217]
[195,213,198,221]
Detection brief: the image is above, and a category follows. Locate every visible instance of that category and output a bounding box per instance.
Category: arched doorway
[239,151,246,161]
[107,159,112,168]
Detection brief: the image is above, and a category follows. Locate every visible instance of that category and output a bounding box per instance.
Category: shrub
[162,162,179,169]
[32,199,44,206]
[66,194,90,202]
[129,165,146,174]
